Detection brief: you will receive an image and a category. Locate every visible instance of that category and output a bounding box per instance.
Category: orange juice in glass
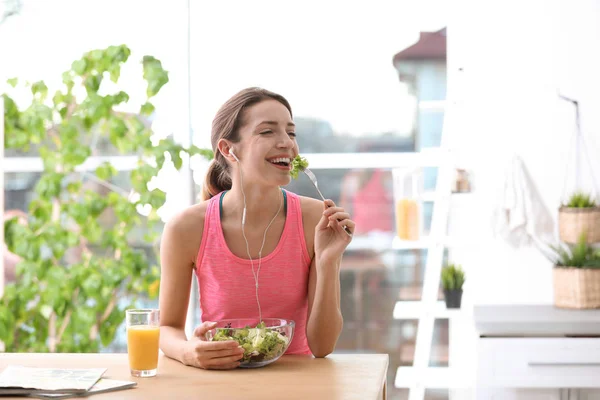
[392,168,422,240]
[126,309,160,377]
[395,198,420,240]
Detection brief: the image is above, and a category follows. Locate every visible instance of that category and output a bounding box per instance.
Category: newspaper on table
[32,378,137,399]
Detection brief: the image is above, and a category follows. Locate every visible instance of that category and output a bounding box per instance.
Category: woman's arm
[159,204,243,369]
[158,209,197,364]
[306,256,343,357]
[304,199,354,357]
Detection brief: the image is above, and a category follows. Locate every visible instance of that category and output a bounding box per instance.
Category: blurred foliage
[1,45,212,352]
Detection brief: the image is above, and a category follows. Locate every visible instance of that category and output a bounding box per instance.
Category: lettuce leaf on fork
[290,155,309,180]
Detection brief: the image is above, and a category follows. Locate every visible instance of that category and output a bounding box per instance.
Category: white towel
[492,155,555,248]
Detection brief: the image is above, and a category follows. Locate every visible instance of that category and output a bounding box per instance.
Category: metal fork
[303,168,352,237]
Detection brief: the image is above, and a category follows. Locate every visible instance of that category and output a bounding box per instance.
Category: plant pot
[443,289,463,309]
[553,267,600,309]
[558,206,600,244]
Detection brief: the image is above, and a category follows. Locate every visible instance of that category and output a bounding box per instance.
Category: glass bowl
[205,318,295,368]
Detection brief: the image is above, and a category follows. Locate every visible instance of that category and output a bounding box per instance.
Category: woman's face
[232,99,299,187]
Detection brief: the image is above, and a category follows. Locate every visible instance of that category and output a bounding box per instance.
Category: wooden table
[0,353,389,399]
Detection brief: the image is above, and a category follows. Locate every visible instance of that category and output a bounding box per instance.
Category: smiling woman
[158,87,356,370]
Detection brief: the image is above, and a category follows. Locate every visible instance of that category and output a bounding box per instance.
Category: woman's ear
[216,139,237,163]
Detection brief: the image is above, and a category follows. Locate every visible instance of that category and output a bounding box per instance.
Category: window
[188,4,448,398]
[4,3,450,396]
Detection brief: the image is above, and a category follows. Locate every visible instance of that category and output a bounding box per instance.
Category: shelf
[414,190,475,202]
[394,366,471,389]
[392,236,472,250]
[420,191,438,202]
[393,301,467,320]
[304,148,447,170]
[345,233,396,252]
[392,237,435,250]
[345,233,435,251]
[346,234,477,252]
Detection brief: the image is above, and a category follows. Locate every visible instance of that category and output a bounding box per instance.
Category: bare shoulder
[161,200,210,265]
[297,195,322,259]
[298,195,324,228]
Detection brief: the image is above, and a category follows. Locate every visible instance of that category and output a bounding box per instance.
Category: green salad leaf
[211,321,290,363]
[290,155,309,180]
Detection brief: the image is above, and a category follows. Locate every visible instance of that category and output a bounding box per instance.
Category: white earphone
[230,149,240,162]
[226,145,281,323]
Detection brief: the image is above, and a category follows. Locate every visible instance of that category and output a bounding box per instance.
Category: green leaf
[52,91,65,107]
[109,91,129,105]
[147,189,166,209]
[29,199,52,222]
[441,264,465,290]
[72,59,88,75]
[63,143,91,169]
[35,172,64,198]
[130,164,156,193]
[7,77,18,87]
[84,74,103,95]
[189,145,214,161]
[171,150,183,169]
[59,124,78,141]
[108,117,127,140]
[31,81,48,98]
[59,107,68,119]
[140,102,155,116]
[89,196,108,217]
[66,181,82,193]
[89,49,104,61]
[109,65,121,83]
[62,71,75,91]
[143,232,159,243]
[96,162,117,180]
[142,56,169,97]
[82,275,101,295]
[128,117,146,135]
[564,192,598,208]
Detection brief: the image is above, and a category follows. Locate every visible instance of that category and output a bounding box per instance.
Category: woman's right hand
[183,321,245,370]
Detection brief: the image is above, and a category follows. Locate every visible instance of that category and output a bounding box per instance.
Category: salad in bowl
[205,318,294,368]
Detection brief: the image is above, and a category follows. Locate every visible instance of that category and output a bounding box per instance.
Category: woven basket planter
[558,206,600,244]
[553,267,600,309]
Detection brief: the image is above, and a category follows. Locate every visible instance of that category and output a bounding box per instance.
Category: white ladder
[394,97,471,399]
[408,145,454,400]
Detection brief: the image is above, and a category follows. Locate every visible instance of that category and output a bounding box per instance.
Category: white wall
[448,0,600,304]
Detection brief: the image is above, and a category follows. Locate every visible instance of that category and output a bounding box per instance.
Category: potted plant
[559,192,600,244]
[441,264,465,309]
[552,234,600,309]
[0,45,212,352]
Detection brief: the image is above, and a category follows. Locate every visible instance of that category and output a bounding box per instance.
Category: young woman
[158,87,355,370]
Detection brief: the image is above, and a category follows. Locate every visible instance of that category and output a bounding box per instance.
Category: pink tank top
[195,189,312,355]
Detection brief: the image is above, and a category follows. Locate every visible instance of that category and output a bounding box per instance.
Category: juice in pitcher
[126,309,160,377]
[395,198,420,240]
[392,168,422,240]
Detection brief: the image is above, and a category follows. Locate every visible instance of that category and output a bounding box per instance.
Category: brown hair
[201,87,293,200]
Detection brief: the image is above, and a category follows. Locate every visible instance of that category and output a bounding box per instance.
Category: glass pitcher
[392,168,422,241]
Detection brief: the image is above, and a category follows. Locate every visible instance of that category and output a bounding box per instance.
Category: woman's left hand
[314,199,355,265]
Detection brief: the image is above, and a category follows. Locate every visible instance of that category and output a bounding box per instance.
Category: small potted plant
[441,264,466,309]
[553,234,600,309]
[559,192,600,244]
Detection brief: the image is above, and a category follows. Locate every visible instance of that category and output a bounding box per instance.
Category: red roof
[393,27,447,65]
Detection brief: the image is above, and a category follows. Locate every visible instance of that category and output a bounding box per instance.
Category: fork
[303,168,352,237]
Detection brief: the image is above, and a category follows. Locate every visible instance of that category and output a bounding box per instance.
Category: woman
[159,87,355,370]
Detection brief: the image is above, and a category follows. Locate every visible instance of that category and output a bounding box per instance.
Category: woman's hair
[201,87,293,200]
